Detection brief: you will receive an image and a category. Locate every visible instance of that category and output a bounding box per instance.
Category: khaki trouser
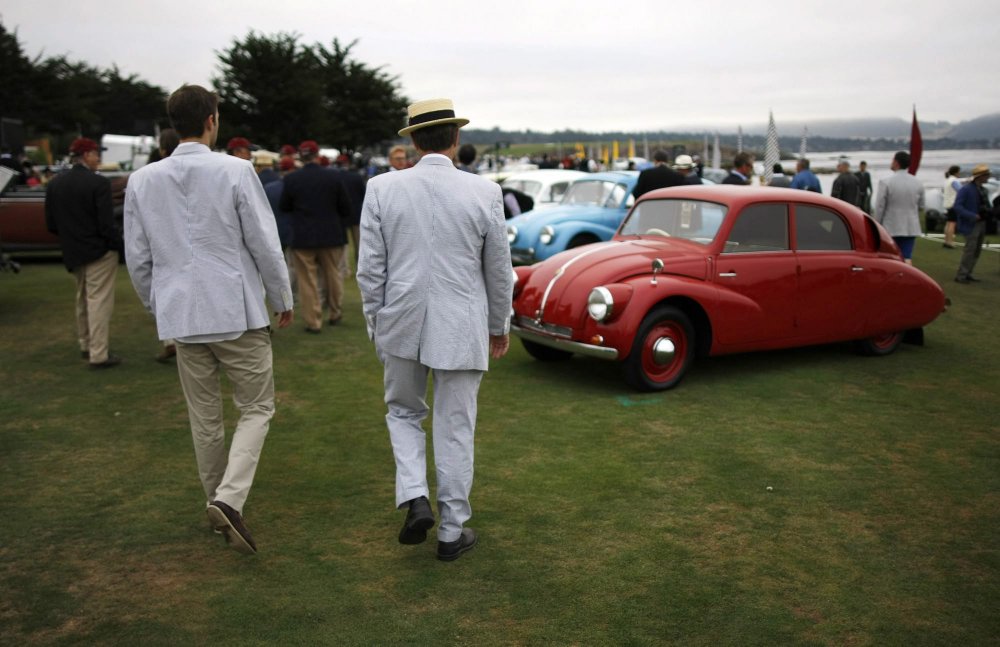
[175,329,274,514]
[292,246,345,329]
[73,250,118,364]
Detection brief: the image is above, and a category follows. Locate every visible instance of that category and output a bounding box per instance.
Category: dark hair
[167,85,219,138]
[652,150,669,163]
[772,163,784,173]
[458,143,477,165]
[159,128,180,157]
[410,124,459,153]
[734,152,753,169]
[798,158,810,169]
[946,165,960,177]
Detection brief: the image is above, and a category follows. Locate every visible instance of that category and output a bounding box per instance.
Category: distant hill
[945,113,1000,140]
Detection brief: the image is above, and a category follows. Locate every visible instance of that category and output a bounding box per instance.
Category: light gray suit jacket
[357,153,512,371]
[874,169,925,237]
[124,142,293,340]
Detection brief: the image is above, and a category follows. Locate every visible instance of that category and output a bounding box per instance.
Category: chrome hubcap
[652,338,676,365]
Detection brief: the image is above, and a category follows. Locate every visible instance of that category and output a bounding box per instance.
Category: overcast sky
[2,0,995,133]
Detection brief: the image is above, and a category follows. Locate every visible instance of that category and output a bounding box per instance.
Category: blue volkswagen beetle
[506,171,639,265]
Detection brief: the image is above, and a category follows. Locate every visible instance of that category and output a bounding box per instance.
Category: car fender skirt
[511,323,619,360]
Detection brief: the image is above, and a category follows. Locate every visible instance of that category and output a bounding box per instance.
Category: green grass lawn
[1,240,998,646]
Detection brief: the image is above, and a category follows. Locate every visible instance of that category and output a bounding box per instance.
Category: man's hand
[276,310,294,328]
[489,334,510,359]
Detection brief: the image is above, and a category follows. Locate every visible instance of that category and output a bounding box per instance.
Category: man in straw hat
[357,98,513,561]
[953,164,992,284]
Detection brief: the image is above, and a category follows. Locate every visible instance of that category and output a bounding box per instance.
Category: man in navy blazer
[358,98,512,561]
[280,140,353,332]
[632,150,685,199]
[45,137,122,368]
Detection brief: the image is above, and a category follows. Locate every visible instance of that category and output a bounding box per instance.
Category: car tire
[623,305,695,391]
[854,331,904,356]
[521,339,573,361]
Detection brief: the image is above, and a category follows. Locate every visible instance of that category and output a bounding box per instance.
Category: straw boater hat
[672,154,695,170]
[969,164,991,179]
[398,98,469,137]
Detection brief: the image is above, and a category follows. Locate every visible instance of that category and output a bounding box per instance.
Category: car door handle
[718,272,737,278]
[851,265,865,272]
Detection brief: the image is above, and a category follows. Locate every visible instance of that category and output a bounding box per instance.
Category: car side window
[723,204,789,253]
[550,182,568,202]
[605,183,628,208]
[795,205,853,251]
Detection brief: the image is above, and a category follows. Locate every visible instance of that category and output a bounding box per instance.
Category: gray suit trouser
[175,329,274,514]
[381,352,484,542]
[956,221,985,280]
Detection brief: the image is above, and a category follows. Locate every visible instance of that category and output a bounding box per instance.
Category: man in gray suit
[357,98,513,561]
[875,151,925,265]
[125,85,294,555]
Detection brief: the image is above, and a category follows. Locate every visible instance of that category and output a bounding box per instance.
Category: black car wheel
[854,331,904,356]
[623,306,695,391]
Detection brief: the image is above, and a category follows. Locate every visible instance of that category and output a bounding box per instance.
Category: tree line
[0,23,409,157]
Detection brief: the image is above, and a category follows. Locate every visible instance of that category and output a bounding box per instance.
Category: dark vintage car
[510,185,947,391]
[0,171,129,253]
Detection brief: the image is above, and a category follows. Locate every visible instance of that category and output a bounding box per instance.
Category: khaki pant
[175,329,274,514]
[73,250,118,364]
[292,246,345,329]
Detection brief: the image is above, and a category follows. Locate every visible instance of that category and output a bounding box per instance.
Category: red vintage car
[510,185,947,391]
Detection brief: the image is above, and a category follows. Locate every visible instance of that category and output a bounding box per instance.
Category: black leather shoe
[437,528,477,561]
[327,317,342,327]
[207,501,257,555]
[967,276,981,282]
[955,277,971,284]
[89,354,122,369]
[398,496,435,545]
[304,327,322,334]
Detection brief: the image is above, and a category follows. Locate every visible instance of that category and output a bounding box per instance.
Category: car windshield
[502,179,542,198]
[619,199,728,245]
[561,180,625,208]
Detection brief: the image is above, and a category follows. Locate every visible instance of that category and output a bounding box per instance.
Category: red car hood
[515,237,708,326]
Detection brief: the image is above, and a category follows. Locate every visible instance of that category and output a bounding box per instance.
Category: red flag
[908,107,922,175]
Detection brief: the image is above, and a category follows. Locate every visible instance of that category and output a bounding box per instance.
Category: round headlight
[587,286,614,322]
[539,225,555,245]
[507,225,518,244]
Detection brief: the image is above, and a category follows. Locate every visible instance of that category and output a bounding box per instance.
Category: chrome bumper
[511,322,619,360]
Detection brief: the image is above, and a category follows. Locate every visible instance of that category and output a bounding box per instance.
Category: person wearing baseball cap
[44,136,122,368]
[226,137,253,160]
[953,163,993,284]
[357,98,512,561]
[279,138,353,333]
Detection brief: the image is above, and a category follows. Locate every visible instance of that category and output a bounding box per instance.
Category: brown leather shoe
[155,344,176,364]
[207,501,257,554]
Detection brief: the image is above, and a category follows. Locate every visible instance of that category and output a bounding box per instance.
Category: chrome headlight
[539,225,555,245]
[587,286,614,322]
[507,225,518,244]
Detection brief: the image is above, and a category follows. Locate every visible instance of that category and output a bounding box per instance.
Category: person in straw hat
[953,163,992,284]
[357,98,513,561]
